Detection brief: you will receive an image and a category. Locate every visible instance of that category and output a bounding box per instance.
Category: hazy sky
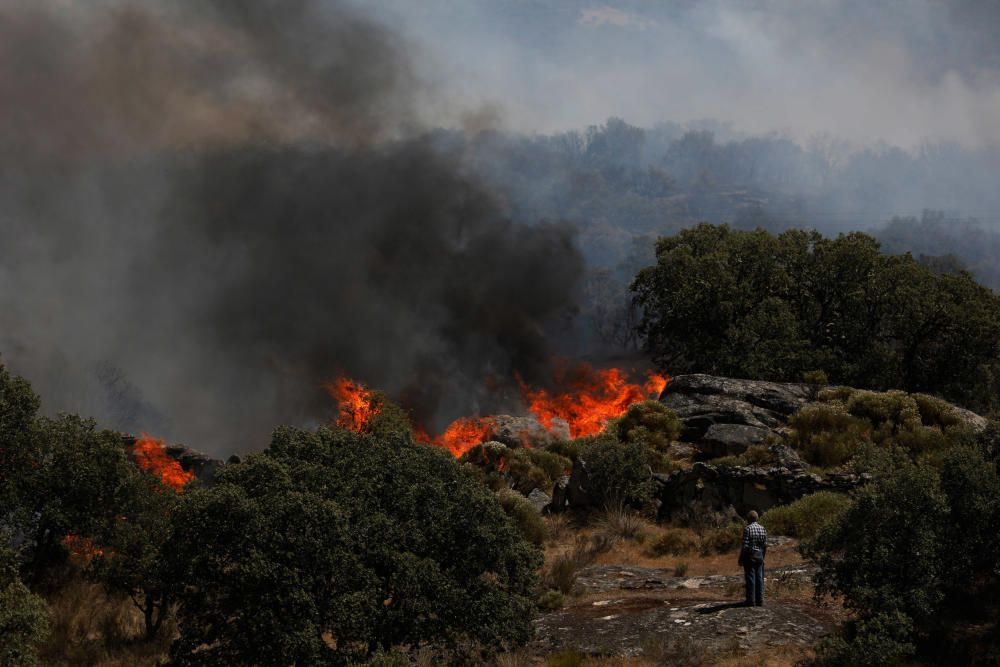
[369,0,1000,148]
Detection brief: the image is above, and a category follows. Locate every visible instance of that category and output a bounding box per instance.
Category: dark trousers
[744,562,764,605]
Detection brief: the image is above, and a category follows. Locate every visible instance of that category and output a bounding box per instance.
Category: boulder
[488,415,570,448]
[700,423,771,457]
[527,488,552,513]
[548,458,592,513]
[653,461,869,521]
[660,375,812,445]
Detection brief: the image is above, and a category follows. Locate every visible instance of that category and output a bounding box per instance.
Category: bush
[787,404,871,467]
[168,426,542,664]
[580,436,654,508]
[710,444,776,468]
[597,503,645,542]
[496,489,547,546]
[461,444,570,494]
[0,545,50,667]
[673,562,689,577]
[699,521,743,555]
[615,401,682,452]
[645,529,696,557]
[536,590,565,612]
[547,555,579,596]
[525,449,573,482]
[760,491,852,539]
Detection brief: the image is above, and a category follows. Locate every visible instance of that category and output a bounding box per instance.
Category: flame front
[326,377,381,431]
[328,364,668,458]
[131,434,194,491]
[520,363,669,438]
[416,416,497,457]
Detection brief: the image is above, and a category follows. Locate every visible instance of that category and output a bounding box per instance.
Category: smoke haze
[3,0,1000,454]
[0,0,583,452]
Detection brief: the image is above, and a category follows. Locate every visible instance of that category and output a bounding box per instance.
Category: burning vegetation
[130,434,195,492]
[330,363,669,456]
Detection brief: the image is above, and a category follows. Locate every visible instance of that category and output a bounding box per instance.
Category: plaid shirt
[743,521,767,554]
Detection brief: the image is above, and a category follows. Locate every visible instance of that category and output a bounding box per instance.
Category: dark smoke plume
[0,0,584,453]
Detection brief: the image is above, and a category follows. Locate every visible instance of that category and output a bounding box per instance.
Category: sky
[368,0,1000,148]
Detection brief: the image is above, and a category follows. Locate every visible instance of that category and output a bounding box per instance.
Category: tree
[168,425,541,665]
[631,224,1000,413]
[804,447,1000,663]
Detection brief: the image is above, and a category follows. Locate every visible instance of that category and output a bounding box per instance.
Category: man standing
[738,510,767,607]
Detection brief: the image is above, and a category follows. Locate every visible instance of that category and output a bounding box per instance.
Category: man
[738,510,767,607]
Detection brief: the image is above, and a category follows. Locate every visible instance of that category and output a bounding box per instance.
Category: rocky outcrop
[488,415,570,448]
[164,444,222,483]
[654,461,869,521]
[660,375,812,457]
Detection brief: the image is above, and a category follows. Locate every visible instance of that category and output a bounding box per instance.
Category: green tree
[631,224,1000,413]
[804,447,1000,663]
[168,425,541,665]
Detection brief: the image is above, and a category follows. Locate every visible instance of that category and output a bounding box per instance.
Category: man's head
[747,510,759,523]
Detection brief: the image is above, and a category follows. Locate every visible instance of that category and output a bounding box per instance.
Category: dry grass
[38,577,173,667]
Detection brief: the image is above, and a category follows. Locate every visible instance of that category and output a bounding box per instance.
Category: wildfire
[519,363,669,438]
[415,417,498,457]
[326,377,381,431]
[131,434,195,491]
[328,363,668,458]
[64,533,104,563]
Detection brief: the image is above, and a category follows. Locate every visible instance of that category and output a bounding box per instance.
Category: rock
[667,442,696,459]
[700,424,771,457]
[163,444,222,483]
[527,488,552,513]
[487,415,570,448]
[653,461,869,521]
[660,375,814,460]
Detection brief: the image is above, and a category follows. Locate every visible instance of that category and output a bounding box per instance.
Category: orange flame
[131,434,194,492]
[519,363,669,438]
[64,533,104,563]
[326,377,381,431]
[327,364,668,458]
[416,416,498,457]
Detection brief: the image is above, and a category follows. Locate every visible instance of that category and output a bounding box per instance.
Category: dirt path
[533,565,838,659]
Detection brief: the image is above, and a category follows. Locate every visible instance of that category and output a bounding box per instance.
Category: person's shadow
[697,601,750,614]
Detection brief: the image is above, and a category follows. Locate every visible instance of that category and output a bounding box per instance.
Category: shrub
[526,449,573,482]
[645,529,696,557]
[544,439,585,462]
[168,426,542,664]
[699,521,744,555]
[787,404,871,467]
[760,491,852,539]
[536,590,565,612]
[0,545,50,667]
[597,503,645,542]
[580,436,654,508]
[547,555,579,596]
[673,562,689,577]
[710,444,776,468]
[615,401,682,452]
[803,369,829,400]
[912,394,962,429]
[461,444,569,494]
[497,489,547,546]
